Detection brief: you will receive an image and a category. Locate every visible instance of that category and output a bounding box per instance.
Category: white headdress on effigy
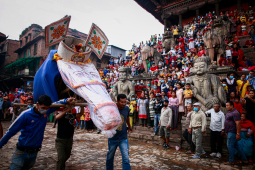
[45,16,122,138]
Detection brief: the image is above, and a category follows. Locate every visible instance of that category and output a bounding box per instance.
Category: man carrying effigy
[0,95,75,169]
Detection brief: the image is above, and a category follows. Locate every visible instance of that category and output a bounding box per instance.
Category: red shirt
[198,50,205,57]
[231,48,239,57]
[135,85,142,92]
[152,89,160,94]
[178,38,184,45]
[170,56,177,61]
[140,85,146,90]
[167,91,173,98]
[219,57,227,66]
[164,57,170,65]
[8,94,14,102]
[233,38,239,44]
[245,40,254,46]
[176,44,185,52]
[150,66,158,71]
[234,102,243,114]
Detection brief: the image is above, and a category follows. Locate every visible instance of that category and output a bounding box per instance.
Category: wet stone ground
[0,121,254,170]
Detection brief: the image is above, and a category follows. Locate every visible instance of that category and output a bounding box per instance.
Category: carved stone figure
[140,46,161,73]
[109,67,135,102]
[203,16,231,64]
[211,16,231,37]
[203,29,224,63]
[162,30,176,52]
[187,56,226,111]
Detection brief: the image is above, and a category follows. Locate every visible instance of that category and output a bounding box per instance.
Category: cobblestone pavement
[0,121,254,170]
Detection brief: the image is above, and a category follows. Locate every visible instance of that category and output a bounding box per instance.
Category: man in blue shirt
[104,68,108,76]
[106,94,132,170]
[246,71,255,90]
[0,95,75,170]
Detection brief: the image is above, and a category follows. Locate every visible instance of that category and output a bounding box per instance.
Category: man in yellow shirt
[80,109,86,130]
[99,69,104,78]
[172,25,179,43]
[130,95,137,125]
[184,83,193,117]
[127,100,134,127]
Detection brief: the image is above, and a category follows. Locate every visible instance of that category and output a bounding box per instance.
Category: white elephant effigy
[33,16,122,138]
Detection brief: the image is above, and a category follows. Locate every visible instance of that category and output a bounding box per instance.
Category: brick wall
[1,40,19,66]
[89,53,111,69]
[67,29,88,40]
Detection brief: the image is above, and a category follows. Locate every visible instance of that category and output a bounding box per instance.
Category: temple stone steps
[238,35,250,47]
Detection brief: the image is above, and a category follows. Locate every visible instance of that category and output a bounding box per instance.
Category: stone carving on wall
[109,67,135,102]
[203,16,231,63]
[162,30,176,53]
[140,46,162,73]
[186,56,227,111]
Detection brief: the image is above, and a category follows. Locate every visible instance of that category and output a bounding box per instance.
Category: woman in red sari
[236,113,255,163]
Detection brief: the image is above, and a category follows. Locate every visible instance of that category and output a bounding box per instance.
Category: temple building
[135,0,254,30]
[0,25,111,91]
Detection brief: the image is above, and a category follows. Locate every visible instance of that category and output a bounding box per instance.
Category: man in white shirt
[159,100,172,150]
[187,29,193,37]
[158,34,162,42]
[188,102,207,159]
[114,57,119,65]
[205,103,225,158]
[170,48,176,56]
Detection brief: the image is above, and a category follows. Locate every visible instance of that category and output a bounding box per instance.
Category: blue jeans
[80,120,86,129]
[106,138,131,170]
[154,114,161,134]
[11,149,38,170]
[75,119,79,127]
[227,132,248,162]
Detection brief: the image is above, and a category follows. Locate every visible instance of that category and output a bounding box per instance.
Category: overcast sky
[0,0,163,51]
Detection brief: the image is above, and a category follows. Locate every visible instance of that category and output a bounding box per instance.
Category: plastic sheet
[57,60,122,138]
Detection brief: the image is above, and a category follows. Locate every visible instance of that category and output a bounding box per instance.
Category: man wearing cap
[159,99,172,149]
[153,93,163,135]
[188,102,207,159]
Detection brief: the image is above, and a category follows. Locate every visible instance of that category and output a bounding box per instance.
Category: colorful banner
[45,16,71,47]
[85,23,109,59]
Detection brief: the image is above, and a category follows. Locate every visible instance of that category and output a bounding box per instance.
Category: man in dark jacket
[0,95,75,170]
[153,93,163,135]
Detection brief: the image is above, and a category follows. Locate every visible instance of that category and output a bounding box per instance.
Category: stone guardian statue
[186,56,226,111]
[109,67,135,102]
